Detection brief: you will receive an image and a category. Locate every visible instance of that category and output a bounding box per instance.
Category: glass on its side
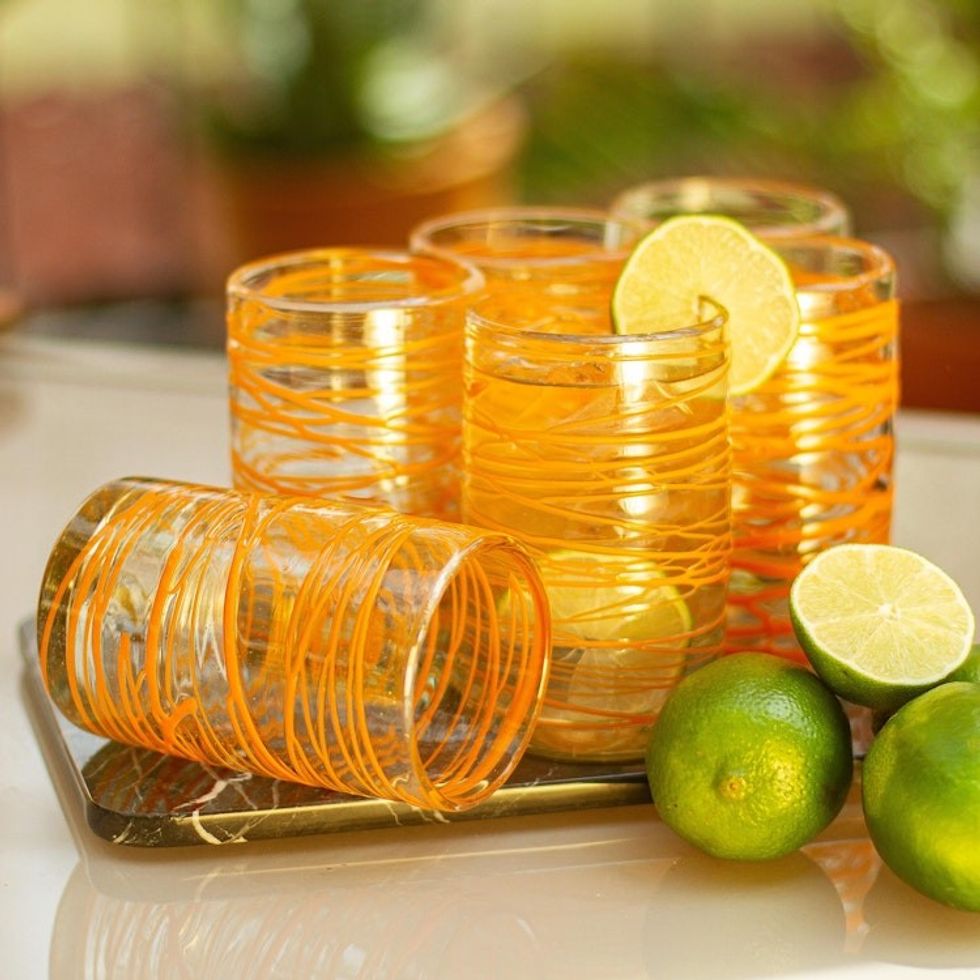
[37,479,550,812]
[610,176,851,239]
[227,248,484,520]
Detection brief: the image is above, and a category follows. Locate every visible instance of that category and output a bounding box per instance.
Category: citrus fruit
[543,548,692,644]
[645,652,853,860]
[789,544,975,712]
[874,642,980,734]
[947,643,980,684]
[862,682,980,912]
[529,549,692,759]
[611,215,800,394]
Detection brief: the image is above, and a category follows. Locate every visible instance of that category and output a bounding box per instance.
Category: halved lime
[789,544,976,711]
[611,215,800,395]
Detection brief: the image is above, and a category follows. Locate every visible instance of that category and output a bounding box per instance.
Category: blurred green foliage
[518,0,980,230]
[205,0,430,157]
[201,0,979,233]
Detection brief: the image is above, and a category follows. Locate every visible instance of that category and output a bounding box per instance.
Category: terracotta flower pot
[213,98,525,265]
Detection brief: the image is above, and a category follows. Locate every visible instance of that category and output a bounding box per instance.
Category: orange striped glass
[36,479,550,811]
[728,238,898,657]
[410,206,642,307]
[463,289,731,763]
[610,176,850,239]
[227,249,483,519]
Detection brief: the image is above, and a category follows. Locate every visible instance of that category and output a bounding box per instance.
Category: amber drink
[462,280,730,760]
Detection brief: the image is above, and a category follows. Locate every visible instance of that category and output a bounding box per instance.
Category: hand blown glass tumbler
[728,238,898,656]
[463,292,732,763]
[37,479,550,811]
[227,248,484,519]
[612,177,897,659]
[410,207,642,307]
[610,176,850,239]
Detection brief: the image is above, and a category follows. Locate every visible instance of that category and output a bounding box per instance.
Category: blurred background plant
[0,0,977,311]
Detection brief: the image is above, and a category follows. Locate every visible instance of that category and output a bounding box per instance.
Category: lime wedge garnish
[789,544,976,711]
[611,215,800,395]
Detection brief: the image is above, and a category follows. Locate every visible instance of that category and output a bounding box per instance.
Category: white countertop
[1,333,979,980]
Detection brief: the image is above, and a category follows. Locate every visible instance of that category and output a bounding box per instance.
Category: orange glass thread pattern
[37,479,549,811]
[228,250,481,519]
[728,275,899,658]
[464,300,731,763]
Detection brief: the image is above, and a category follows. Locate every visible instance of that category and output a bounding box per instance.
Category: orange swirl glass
[36,478,550,811]
[463,291,731,763]
[610,176,851,239]
[728,238,898,658]
[227,249,484,519]
[410,206,642,307]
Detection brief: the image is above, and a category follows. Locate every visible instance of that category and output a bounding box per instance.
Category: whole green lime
[645,652,853,860]
[863,681,980,912]
[947,643,980,684]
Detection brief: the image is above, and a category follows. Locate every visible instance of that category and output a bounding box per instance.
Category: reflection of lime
[544,548,692,645]
[641,851,846,978]
[863,682,980,912]
[789,544,976,712]
[611,215,800,395]
[863,864,980,968]
[646,653,853,861]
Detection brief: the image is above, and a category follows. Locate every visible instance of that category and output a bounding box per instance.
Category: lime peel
[611,215,800,395]
[789,544,975,712]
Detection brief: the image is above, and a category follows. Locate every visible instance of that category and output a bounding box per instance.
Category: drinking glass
[410,206,642,303]
[227,248,483,519]
[612,178,898,664]
[37,478,550,811]
[463,288,731,762]
[610,176,850,239]
[728,238,898,657]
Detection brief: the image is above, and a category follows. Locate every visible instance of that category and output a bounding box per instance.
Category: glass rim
[227,247,485,315]
[466,297,727,347]
[404,531,550,809]
[410,206,644,271]
[610,176,849,238]
[777,235,896,295]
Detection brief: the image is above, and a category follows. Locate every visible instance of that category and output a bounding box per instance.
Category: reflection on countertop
[43,761,980,980]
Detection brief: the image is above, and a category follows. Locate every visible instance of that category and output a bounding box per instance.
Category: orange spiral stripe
[464,308,731,761]
[728,298,899,657]
[227,251,478,518]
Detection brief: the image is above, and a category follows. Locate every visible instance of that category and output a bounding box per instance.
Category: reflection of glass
[610,176,851,239]
[49,809,671,980]
[227,248,483,519]
[728,239,898,658]
[462,289,730,763]
[37,478,549,811]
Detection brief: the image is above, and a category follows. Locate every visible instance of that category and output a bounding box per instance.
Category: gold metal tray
[19,620,649,847]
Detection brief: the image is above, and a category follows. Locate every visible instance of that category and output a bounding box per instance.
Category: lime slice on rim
[611,215,800,395]
[789,544,976,712]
